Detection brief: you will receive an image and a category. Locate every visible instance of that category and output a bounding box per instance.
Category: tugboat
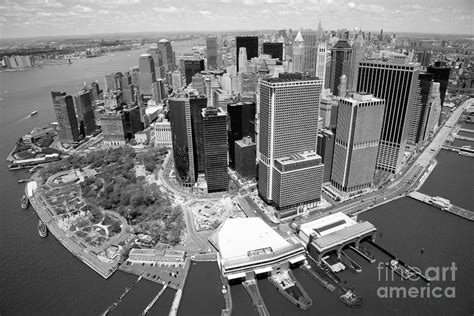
[38,220,48,238]
[20,194,29,209]
[30,111,38,116]
[339,289,362,307]
[386,259,415,280]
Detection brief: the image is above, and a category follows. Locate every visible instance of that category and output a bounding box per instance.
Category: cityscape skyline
[0,0,472,39]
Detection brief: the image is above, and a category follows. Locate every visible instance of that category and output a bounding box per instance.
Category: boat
[386,259,415,280]
[30,111,38,116]
[20,194,29,209]
[268,270,312,310]
[18,179,28,184]
[339,290,362,307]
[38,220,48,238]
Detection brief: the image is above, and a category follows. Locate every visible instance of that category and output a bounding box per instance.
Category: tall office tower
[90,81,101,101]
[241,72,257,96]
[158,39,175,74]
[139,54,156,96]
[122,105,143,139]
[408,73,434,145]
[379,29,383,41]
[357,59,420,173]
[228,101,256,169]
[424,82,441,140]
[348,36,365,90]
[99,111,126,147]
[202,106,228,193]
[221,73,232,93]
[263,42,284,61]
[315,42,327,84]
[189,96,208,173]
[338,75,347,97]
[51,92,80,143]
[172,70,182,91]
[206,37,218,70]
[180,58,205,85]
[235,136,257,179]
[147,47,164,79]
[331,93,385,192]
[74,88,96,137]
[130,66,140,88]
[103,91,124,109]
[121,73,134,103]
[168,96,197,186]
[231,75,242,95]
[105,73,116,92]
[152,79,166,103]
[135,91,148,128]
[427,61,450,106]
[238,47,248,74]
[301,30,318,76]
[258,77,324,215]
[319,94,338,128]
[317,129,335,183]
[236,36,258,71]
[417,51,431,68]
[293,31,304,73]
[191,75,205,95]
[328,40,353,96]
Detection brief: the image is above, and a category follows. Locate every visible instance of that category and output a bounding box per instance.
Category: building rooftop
[276,151,320,165]
[333,40,352,49]
[209,217,290,260]
[299,212,357,238]
[311,221,376,251]
[263,76,321,83]
[158,39,169,43]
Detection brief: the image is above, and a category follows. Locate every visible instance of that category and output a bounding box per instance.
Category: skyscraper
[202,106,228,192]
[206,37,218,70]
[301,30,318,76]
[74,88,96,137]
[121,72,134,104]
[158,39,175,74]
[238,47,248,74]
[138,54,156,96]
[172,70,182,91]
[357,59,420,173]
[189,96,208,174]
[228,101,256,169]
[424,82,441,140]
[427,61,450,106]
[328,40,353,96]
[180,58,205,85]
[263,42,283,61]
[315,42,327,85]
[348,36,365,91]
[147,47,164,79]
[90,81,102,101]
[292,31,304,73]
[52,92,80,143]
[152,79,166,104]
[235,136,257,179]
[258,77,324,215]
[317,129,335,183]
[331,93,385,192]
[236,36,258,71]
[408,73,434,145]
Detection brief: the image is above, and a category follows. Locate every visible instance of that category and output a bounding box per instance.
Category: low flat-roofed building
[128,248,186,265]
[209,217,306,283]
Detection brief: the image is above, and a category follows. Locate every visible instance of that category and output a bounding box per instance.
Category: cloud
[74,5,93,12]
[220,0,232,2]
[199,10,211,15]
[153,6,179,13]
[347,2,356,8]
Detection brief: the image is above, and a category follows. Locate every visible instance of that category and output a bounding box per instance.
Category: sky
[0,0,472,38]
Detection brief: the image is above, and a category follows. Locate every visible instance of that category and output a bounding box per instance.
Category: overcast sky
[0,0,472,38]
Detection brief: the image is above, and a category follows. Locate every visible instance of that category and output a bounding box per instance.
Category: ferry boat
[20,194,29,209]
[339,290,362,307]
[30,111,38,116]
[38,220,48,238]
[386,259,415,280]
[268,270,312,310]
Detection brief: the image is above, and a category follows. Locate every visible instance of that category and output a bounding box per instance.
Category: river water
[1,48,473,315]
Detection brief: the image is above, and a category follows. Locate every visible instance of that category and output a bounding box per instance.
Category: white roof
[299,212,357,238]
[213,217,289,260]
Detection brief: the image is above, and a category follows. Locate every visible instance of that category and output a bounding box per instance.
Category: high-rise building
[331,93,385,192]
[258,77,324,215]
[74,88,96,137]
[103,91,123,109]
[338,74,347,97]
[292,31,304,73]
[99,111,126,147]
[130,66,140,88]
[147,47,164,79]
[189,96,208,174]
[417,51,431,68]
[238,47,248,74]
[408,73,434,145]
[236,36,258,71]
[121,72,134,104]
[315,42,327,85]
[240,72,257,96]
[202,106,228,192]
[206,37,218,70]
[424,82,441,140]
[158,39,175,74]
[139,54,156,96]
[328,40,353,96]
[228,101,256,169]
[263,42,283,61]
[180,58,205,85]
[301,30,318,76]
[317,129,335,183]
[172,70,182,91]
[427,61,450,106]
[357,59,420,173]
[348,36,365,91]
[105,73,117,92]
[52,92,80,143]
[152,79,166,104]
[235,136,257,179]
[90,81,102,101]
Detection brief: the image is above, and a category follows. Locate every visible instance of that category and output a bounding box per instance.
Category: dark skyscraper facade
[138,54,156,96]
[328,40,353,96]
[262,42,283,61]
[235,136,256,179]
[236,36,258,71]
[74,88,96,137]
[52,91,80,143]
[317,129,335,183]
[301,30,318,76]
[206,37,218,70]
[158,39,175,74]
[180,58,205,86]
[408,73,434,145]
[189,96,208,174]
[357,59,420,173]
[228,101,256,169]
[427,61,450,105]
[147,47,164,79]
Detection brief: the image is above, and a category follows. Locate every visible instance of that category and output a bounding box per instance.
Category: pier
[243,279,270,316]
[141,285,167,315]
[340,250,362,273]
[300,264,336,292]
[101,275,143,315]
[348,245,376,263]
[409,191,474,221]
[221,284,232,316]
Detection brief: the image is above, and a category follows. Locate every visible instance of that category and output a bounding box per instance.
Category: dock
[300,264,335,292]
[409,191,474,221]
[142,285,167,315]
[221,284,232,316]
[348,245,376,263]
[243,279,270,316]
[340,250,362,273]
